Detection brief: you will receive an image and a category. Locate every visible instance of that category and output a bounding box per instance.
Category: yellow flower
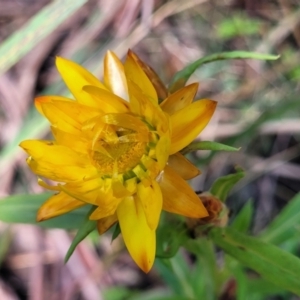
[20,50,216,272]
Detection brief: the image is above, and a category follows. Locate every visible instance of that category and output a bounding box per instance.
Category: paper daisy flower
[20,50,216,272]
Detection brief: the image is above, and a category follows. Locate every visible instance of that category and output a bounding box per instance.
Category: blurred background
[0,0,300,299]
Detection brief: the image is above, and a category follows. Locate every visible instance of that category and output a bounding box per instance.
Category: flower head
[20,50,216,272]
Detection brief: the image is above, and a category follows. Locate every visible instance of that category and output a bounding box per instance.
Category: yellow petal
[97,214,118,234]
[170,99,217,154]
[117,196,155,273]
[127,79,169,135]
[61,178,110,206]
[37,192,84,221]
[158,165,208,218]
[155,135,171,169]
[37,178,60,191]
[51,127,88,154]
[104,51,129,100]
[132,164,152,187]
[55,56,108,106]
[20,140,97,182]
[168,153,200,180]
[40,100,101,134]
[124,50,157,104]
[137,180,162,230]
[26,157,97,182]
[44,100,100,124]
[41,103,81,134]
[20,140,89,165]
[35,95,73,116]
[124,177,138,195]
[111,177,132,198]
[160,83,198,115]
[89,197,121,220]
[127,79,154,119]
[101,113,149,136]
[128,50,168,100]
[81,115,107,143]
[140,155,160,179]
[83,85,129,113]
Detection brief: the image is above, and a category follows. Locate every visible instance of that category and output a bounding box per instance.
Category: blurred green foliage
[216,14,262,39]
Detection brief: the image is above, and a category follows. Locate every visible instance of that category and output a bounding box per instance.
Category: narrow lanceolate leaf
[65,208,97,263]
[184,239,218,300]
[260,192,300,245]
[209,227,300,295]
[169,51,280,92]
[210,168,245,202]
[181,141,240,155]
[111,223,121,242]
[0,0,88,74]
[0,193,90,229]
[231,200,253,233]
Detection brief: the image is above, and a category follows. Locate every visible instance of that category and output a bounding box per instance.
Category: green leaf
[210,168,245,202]
[209,227,300,295]
[64,207,97,263]
[247,278,286,299]
[0,193,90,229]
[155,259,184,296]
[181,141,240,155]
[260,192,300,244]
[111,223,121,242]
[169,51,279,92]
[224,256,286,300]
[168,251,197,298]
[224,256,249,300]
[184,239,218,300]
[0,0,88,74]
[231,200,253,233]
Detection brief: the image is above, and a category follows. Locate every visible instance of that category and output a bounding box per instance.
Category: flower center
[86,113,154,178]
[90,140,147,176]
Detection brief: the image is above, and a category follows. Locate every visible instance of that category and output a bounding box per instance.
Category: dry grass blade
[0,0,88,74]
